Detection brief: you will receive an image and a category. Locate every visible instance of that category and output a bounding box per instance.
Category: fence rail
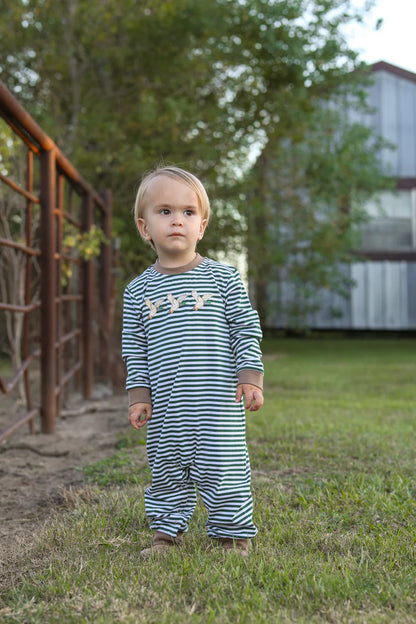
[0,80,115,442]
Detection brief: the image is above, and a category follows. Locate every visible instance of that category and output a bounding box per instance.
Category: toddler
[122,166,264,556]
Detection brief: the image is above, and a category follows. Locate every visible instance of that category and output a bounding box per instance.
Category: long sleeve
[224,268,264,388]
[122,286,152,399]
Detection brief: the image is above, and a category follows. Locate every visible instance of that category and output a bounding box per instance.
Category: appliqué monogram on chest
[144,291,214,318]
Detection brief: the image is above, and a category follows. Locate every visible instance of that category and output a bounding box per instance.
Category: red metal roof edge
[352,249,416,261]
[397,178,416,190]
[371,61,416,84]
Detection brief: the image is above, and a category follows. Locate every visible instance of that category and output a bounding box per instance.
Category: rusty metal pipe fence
[0,81,115,442]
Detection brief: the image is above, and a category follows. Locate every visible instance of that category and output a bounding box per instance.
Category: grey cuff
[128,387,152,407]
[237,369,264,390]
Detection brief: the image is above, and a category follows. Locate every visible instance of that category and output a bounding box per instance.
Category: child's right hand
[128,403,152,429]
[235,384,264,411]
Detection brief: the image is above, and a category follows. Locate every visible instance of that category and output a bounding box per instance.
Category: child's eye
[160,208,171,215]
[184,209,195,216]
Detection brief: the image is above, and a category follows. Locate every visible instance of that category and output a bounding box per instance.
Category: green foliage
[62,224,109,286]
[0,0,388,324]
[63,224,108,261]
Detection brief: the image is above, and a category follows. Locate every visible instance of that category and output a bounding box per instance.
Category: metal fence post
[24,150,35,434]
[39,148,56,433]
[82,192,94,399]
[100,190,113,380]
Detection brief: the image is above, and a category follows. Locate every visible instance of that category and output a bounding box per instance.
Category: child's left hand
[235,383,264,411]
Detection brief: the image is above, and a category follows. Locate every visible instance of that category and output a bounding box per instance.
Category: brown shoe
[140,530,184,557]
[217,537,251,557]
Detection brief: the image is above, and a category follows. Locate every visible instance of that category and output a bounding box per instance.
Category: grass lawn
[1,338,416,623]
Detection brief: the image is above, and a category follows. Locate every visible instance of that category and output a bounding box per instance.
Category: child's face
[137,175,207,264]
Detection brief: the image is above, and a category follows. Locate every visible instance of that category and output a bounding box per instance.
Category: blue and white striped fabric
[122,257,263,538]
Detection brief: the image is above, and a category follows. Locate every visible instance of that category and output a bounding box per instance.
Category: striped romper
[122,256,263,539]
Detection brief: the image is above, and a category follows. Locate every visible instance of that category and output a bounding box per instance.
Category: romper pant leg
[145,462,197,537]
[145,409,198,537]
[191,442,258,539]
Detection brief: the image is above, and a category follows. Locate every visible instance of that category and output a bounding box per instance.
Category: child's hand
[235,384,264,411]
[128,402,152,429]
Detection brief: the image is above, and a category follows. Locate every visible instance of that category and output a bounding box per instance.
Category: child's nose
[172,211,183,225]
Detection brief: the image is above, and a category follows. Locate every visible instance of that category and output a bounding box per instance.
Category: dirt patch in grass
[0,388,130,585]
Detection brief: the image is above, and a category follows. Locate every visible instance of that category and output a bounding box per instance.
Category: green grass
[2,338,416,623]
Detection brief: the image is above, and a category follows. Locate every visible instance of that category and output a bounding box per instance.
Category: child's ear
[137,218,150,240]
[198,219,208,241]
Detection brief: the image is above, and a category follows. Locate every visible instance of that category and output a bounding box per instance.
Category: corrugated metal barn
[268,61,416,330]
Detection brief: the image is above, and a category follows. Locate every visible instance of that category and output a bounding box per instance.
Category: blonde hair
[135,165,210,230]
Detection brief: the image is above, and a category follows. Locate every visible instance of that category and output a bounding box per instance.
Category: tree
[0,0,253,274]
[0,0,388,325]
[244,102,391,327]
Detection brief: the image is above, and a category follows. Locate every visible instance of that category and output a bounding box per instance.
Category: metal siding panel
[379,72,399,175]
[265,280,279,327]
[398,80,416,177]
[412,189,416,247]
[330,292,349,328]
[275,280,287,328]
[367,263,384,328]
[308,292,327,328]
[399,262,409,328]
[407,263,416,328]
[350,70,416,179]
[368,79,381,134]
[265,263,416,331]
[305,264,352,328]
[331,264,352,328]
[384,262,406,328]
[318,290,347,328]
[384,262,397,328]
[278,279,294,327]
[310,288,329,328]
[351,263,367,328]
